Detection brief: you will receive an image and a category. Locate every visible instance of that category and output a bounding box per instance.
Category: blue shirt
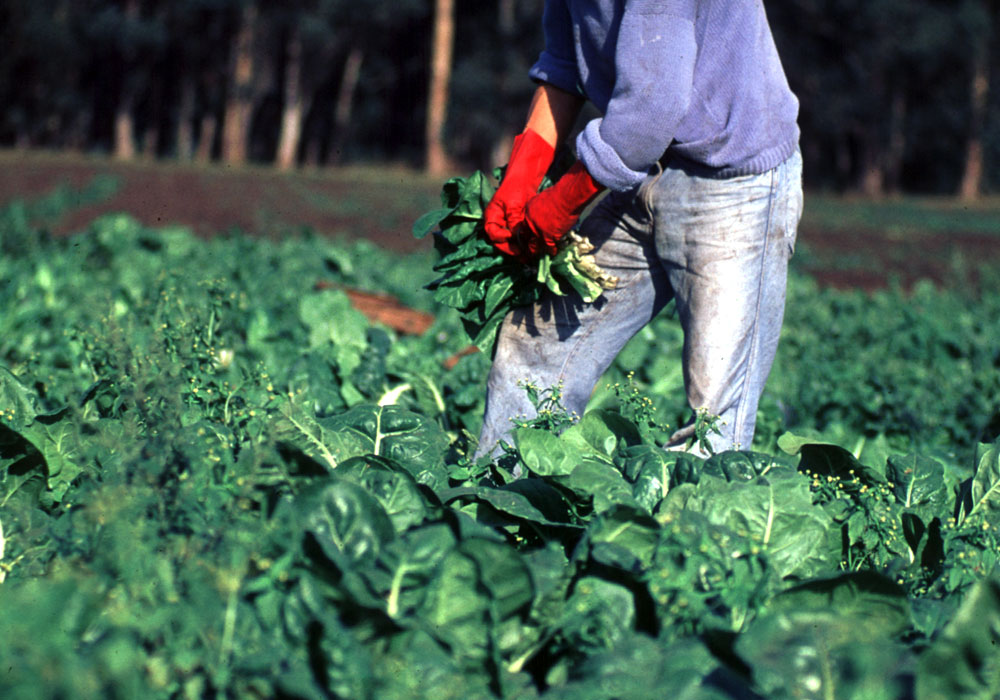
[529,0,800,191]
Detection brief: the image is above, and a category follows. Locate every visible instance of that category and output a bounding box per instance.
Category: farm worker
[477,0,803,458]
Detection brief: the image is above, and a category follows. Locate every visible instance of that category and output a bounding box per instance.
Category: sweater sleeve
[577,2,698,191]
[528,0,584,98]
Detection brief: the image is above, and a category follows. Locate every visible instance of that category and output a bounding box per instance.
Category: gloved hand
[518,160,605,257]
[484,129,555,258]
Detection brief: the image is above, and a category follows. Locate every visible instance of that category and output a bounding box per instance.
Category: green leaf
[433,276,485,308]
[274,402,344,470]
[298,290,369,375]
[451,171,492,221]
[320,625,377,700]
[0,367,38,429]
[503,478,578,525]
[418,546,493,664]
[565,459,637,514]
[910,596,961,641]
[460,538,534,620]
[588,505,660,571]
[686,468,840,579]
[336,456,431,533]
[774,571,912,635]
[916,578,1000,700]
[431,248,478,275]
[886,452,950,520]
[626,447,671,515]
[514,427,582,477]
[470,309,507,354]
[20,418,85,503]
[374,630,496,700]
[647,510,773,638]
[556,576,637,654]
[0,372,82,504]
[483,276,515,318]
[321,404,450,484]
[560,409,641,459]
[0,422,46,509]
[963,439,1000,522]
[438,484,579,529]
[376,524,457,620]
[702,451,784,482]
[435,218,480,245]
[434,247,502,276]
[738,573,913,700]
[778,431,886,484]
[413,207,453,239]
[440,176,466,208]
[297,478,396,568]
[543,635,728,700]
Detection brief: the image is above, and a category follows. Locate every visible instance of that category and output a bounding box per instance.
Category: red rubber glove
[484,129,555,258]
[519,161,605,257]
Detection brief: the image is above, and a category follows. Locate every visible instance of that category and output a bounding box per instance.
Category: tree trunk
[329,45,364,165]
[499,0,516,32]
[196,113,217,163]
[276,28,305,171]
[835,136,851,189]
[959,37,990,201]
[65,109,90,152]
[492,0,518,167]
[114,110,137,160]
[113,0,141,161]
[859,143,884,198]
[176,77,196,160]
[141,127,159,159]
[857,66,886,197]
[425,0,455,175]
[222,3,257,165]
[884,85,907,194]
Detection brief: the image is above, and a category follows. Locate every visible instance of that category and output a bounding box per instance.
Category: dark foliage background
[1,0,998,195]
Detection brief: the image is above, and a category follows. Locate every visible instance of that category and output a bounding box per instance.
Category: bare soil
[3,150,1000,294]
[797,226,1000,293]
[0,151,438,255]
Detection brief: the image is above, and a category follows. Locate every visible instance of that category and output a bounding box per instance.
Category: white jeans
[476,149,804,458]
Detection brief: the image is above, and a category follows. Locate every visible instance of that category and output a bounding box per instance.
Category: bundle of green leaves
[413,170,618,354]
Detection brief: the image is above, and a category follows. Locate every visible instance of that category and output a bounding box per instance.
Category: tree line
[1,0,997,197]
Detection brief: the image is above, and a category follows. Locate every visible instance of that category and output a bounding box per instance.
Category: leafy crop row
[1,185,999,698]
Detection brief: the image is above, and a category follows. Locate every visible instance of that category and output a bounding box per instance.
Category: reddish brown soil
[799,227,1000,293]
[0,152,436,255]
[3,151,1000,294]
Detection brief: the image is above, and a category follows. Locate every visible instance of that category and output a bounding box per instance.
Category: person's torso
[565,0,799,170]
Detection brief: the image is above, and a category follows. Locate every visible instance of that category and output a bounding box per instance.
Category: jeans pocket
[784,155,804,257]
[637,162,666,218]
[785,188,802,257]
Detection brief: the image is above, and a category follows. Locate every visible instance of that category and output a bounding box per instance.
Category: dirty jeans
[475,149,803,458]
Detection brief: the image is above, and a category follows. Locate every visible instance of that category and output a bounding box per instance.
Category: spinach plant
[413,170,618,354]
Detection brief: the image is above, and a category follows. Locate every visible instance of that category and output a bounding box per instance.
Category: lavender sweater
[529,0,800,191]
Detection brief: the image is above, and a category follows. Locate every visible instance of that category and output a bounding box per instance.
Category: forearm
[523,83,584,149]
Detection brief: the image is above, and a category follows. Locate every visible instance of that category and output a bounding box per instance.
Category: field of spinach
[1,179,1000,699]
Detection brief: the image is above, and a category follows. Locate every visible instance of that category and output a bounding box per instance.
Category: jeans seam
[731,166,779,447]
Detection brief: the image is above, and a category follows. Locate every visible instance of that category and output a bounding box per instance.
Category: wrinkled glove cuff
[553,161,604,216]
[522,161,605,256]
[504,129,556,194]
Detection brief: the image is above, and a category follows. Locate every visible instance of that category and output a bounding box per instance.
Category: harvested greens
[413,170,618,354]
